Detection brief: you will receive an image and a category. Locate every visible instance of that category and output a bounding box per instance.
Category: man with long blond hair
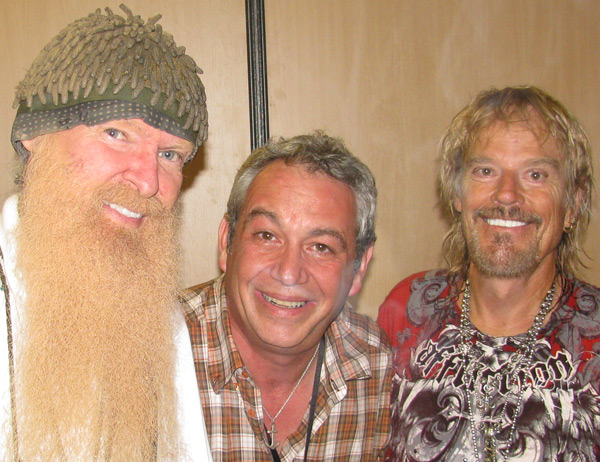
[378,86,600,461]
[0,5,211,461]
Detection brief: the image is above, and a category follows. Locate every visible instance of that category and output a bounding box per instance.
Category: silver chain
[459,279,555,462]
[263,344,320,449]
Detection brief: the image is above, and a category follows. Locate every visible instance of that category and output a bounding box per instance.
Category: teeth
[106,202,143,219]
[485,218,527,228]
[263,293,306,309]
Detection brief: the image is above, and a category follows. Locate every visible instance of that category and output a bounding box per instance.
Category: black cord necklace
[0,245,21,462]
[268,336,325,462]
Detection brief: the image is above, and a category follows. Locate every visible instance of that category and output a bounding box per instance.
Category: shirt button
[248,409,256,418]
[242,370,249,378]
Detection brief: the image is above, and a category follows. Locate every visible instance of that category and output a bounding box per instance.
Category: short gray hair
[226,131,377,264]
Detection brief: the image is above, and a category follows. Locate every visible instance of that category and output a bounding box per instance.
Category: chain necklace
[263,344,320,449]
[459,279,555,462]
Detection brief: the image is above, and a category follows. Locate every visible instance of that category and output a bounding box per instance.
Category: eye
[475,167,493,176]
[104,128,125,140]
[159,151,182,163]
[256,231,275,241]
[312,243,333,254]
[529,170,546,181]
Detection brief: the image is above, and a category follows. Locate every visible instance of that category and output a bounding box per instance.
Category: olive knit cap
[11,4,207,164]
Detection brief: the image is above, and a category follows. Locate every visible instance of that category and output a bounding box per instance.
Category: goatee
[10,134,183,461]
[466,206,542,279]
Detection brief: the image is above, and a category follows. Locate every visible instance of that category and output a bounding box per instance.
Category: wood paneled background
[1,1,598,320]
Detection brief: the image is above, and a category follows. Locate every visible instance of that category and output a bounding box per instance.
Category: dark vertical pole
[245,0,270,150]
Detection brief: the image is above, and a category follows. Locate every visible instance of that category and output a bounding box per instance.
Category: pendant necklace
[263,343,320,450]
[459,279,555,462]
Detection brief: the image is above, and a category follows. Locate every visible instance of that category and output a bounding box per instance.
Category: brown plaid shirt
[180,275,392,461]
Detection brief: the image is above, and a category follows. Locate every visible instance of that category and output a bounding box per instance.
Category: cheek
[73,148,126,186]
[231,247,267,281]
[158,172,183,208]
[311,261,351,293]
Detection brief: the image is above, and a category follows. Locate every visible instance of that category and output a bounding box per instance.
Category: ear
[564,188,584,228]
[20,137,40,153]
[348,245,374,297]
[217,217,230,272]
[453,196,463,213]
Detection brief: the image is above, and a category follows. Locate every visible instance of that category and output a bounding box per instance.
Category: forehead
[470,118,562,162]
[241,160,357,226]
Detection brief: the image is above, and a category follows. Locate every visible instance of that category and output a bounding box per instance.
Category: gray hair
[226,131,377,264]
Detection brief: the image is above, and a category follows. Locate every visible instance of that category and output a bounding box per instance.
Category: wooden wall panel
[265,0,600,319]
[0,1,598,323]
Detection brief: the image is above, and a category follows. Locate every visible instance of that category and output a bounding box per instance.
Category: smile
[105,201,143,219]
[263,293,307,309]
[484,218,527,228]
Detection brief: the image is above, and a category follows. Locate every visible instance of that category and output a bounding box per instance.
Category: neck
[229,319,322,447]
[465,261,560,337]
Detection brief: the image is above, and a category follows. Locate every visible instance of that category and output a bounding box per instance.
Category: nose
[492,171,524,206]
[271,245,309,286]
[121,148,160,198]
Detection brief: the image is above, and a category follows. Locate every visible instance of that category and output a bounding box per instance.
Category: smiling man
[182,132,391,461]
[0,6,211,462]
[378,86,600,461]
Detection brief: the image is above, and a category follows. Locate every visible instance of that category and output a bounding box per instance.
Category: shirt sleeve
[377,272,427,349]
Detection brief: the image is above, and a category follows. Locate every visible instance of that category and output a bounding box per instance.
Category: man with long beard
[0,5,211,461]
[378,86,600,461]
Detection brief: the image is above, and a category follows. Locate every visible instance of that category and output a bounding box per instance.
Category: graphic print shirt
[377,269,600,461]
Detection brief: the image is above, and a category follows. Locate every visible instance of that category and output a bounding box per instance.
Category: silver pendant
[265,422,279,449]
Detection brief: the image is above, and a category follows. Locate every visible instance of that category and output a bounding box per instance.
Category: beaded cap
[11,4,208,164]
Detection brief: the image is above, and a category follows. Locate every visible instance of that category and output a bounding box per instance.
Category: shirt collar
[204,275,246,393]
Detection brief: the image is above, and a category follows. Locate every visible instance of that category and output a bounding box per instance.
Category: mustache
[94,183,168,218]
[473,206,542,225]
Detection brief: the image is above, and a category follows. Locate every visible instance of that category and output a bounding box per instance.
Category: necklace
[459,279,555,462]
[263,343,320,450]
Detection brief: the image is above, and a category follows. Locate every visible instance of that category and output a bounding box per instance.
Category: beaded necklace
[459,279,555,462]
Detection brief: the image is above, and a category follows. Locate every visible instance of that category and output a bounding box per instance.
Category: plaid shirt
[181,275,391,461]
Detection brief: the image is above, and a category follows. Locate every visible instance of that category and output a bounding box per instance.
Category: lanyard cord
[269,336,325,462]
[0,245,21,462]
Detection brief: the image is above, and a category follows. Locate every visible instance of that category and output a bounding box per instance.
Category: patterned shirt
[378,269,600,461]
[181,275,392,461]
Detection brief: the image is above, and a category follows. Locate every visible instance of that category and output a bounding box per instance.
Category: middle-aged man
[378,86,600,461]
[0,5,212,461]
[182,132,392,461]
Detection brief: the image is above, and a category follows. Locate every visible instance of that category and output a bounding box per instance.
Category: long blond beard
[11,134,182,461]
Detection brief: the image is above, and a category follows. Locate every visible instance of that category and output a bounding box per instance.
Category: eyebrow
[104,120,193,151]
[245,208,279,226]
[244,207,348,250]
[309,228,348,250]
[466,155,561,170]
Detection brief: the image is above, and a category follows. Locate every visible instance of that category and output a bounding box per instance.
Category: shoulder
[338,306,391,352]
[329,307,391,379]
[1,195,19,234]
[559,277,600,325]
[571,278,600,306]
[179,276,224,319]
[377,269,451,342]
[379,269,449,312]
[561,277,600,333]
